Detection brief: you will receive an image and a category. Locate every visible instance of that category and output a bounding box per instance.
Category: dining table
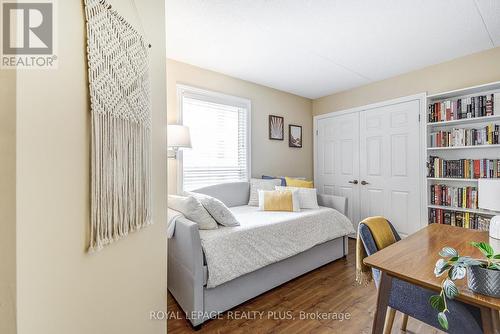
[364,223,500,334]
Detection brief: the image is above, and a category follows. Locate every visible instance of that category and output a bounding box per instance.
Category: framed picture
[289,124,302,148]
[269,115,284,140]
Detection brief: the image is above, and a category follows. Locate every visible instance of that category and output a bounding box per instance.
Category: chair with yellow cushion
[357,216,483,334]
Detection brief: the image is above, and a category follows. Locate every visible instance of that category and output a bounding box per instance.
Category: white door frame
[313,93,428,232]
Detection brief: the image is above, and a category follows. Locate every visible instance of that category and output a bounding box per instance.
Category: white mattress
[199,205,354,288]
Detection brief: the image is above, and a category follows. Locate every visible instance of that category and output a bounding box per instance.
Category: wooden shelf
[427,144,500,151]
[427,204,500,216]
[427,114,500,127]
[427,178,478,182]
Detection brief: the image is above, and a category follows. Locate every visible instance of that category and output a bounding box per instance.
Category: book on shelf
[430,184,478,209]
[428,156,500,179]
[428,124,499,147]
[428,208,490,231]
[428,93,500,123]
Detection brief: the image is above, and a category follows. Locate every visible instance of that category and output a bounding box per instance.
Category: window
[178,85,251,192]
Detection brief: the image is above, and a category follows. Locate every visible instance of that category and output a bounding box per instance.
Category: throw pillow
[258,190,300,212]
[276,186,319,209]
[285,177,314,188]
[168,195,218,230]
[262,175,286,186]
[248,178,282,206]
[187,192,240,227]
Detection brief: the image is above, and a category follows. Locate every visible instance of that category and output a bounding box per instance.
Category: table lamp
[168,124,192,159]
[478,179,500,253]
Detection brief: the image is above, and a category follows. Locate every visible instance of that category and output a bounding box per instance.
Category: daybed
[167,182,354,328]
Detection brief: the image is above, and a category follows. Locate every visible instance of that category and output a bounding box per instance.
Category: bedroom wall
[16,1,167,334]
[313,47,500,115]
[0,70,17,334]
[167,59,313,194]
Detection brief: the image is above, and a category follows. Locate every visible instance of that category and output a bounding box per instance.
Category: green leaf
[470,242,494,258]
[439,247,458,257]
[434,259,451,277]
[429,295,446,312]
[493,254,500,259]
[449,266,466,280]
[438,312,449,330]
[443,279,459,299]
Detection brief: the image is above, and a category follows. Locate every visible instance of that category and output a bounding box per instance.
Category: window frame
[176,84,252,193]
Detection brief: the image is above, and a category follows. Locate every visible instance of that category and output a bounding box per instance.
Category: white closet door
[316,113,360,231]
[359,100,421,236]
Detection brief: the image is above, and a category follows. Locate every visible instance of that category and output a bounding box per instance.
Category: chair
[358,219,483,334]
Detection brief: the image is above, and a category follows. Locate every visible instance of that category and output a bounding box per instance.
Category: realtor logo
[1,0,57,69]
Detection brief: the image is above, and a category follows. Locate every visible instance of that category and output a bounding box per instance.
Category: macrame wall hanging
[84,0,152,251]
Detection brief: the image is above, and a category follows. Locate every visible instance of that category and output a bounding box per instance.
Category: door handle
[348,180,358,185]
[361,180,369,185]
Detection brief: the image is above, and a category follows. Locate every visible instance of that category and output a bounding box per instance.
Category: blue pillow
[262,175,286,186]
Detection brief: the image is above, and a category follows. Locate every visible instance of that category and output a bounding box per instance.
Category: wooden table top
[364,224,500,310]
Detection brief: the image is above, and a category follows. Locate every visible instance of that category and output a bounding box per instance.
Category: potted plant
[430,242,500,330]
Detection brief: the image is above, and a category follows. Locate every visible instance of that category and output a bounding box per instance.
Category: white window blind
[181,92,250,191]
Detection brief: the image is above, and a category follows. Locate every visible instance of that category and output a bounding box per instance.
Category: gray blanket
[199,205,355,288]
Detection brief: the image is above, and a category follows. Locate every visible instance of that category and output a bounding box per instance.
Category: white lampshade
[478,179,500,211]
[168,125,192,149]
[479,179,500,241]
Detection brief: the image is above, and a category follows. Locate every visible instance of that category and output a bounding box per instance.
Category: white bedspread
[199,206,355,288]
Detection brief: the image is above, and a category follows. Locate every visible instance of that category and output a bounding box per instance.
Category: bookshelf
[428,144,500,151]
[427,177,478,183]
[426,81,500,229]
[427,204,500,216]
[426,114,500,127]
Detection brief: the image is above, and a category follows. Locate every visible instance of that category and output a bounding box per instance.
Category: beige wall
[0,70,17,333]
[313,47,500,115]
[16,1,167,334]
[167,59,313,194]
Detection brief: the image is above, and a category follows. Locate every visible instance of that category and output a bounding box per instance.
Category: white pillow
[276,186,319,209]
[168,195,218,230]
[258,189,301,212]
[187,192,240,227]
[248,178,282,206]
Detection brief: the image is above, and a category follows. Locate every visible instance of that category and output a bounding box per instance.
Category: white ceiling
[166,0,500,99]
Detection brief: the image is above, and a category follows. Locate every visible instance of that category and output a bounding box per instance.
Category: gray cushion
[248,178,282,206]
[187,192,240,227]
[168,195,218,230]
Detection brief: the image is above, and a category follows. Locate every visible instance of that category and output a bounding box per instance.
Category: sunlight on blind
[182,97,249,191]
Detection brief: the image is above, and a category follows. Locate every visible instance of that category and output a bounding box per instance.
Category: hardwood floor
[167,239,444,334]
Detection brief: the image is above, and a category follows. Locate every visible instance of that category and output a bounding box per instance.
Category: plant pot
[467,266,500,298]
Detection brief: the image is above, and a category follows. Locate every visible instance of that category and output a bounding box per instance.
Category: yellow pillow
[285,177,314,188]
[258,190,300,212]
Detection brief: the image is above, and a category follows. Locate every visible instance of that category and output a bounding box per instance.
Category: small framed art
[269,115,284,140]
[289,124,302,148]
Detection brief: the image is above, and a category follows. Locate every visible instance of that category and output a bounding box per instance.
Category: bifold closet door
[316,113,360,232]
[359,100,421,236]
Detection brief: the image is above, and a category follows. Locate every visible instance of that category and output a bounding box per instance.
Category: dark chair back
[358,219,400,288]
[358,219,484,334]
